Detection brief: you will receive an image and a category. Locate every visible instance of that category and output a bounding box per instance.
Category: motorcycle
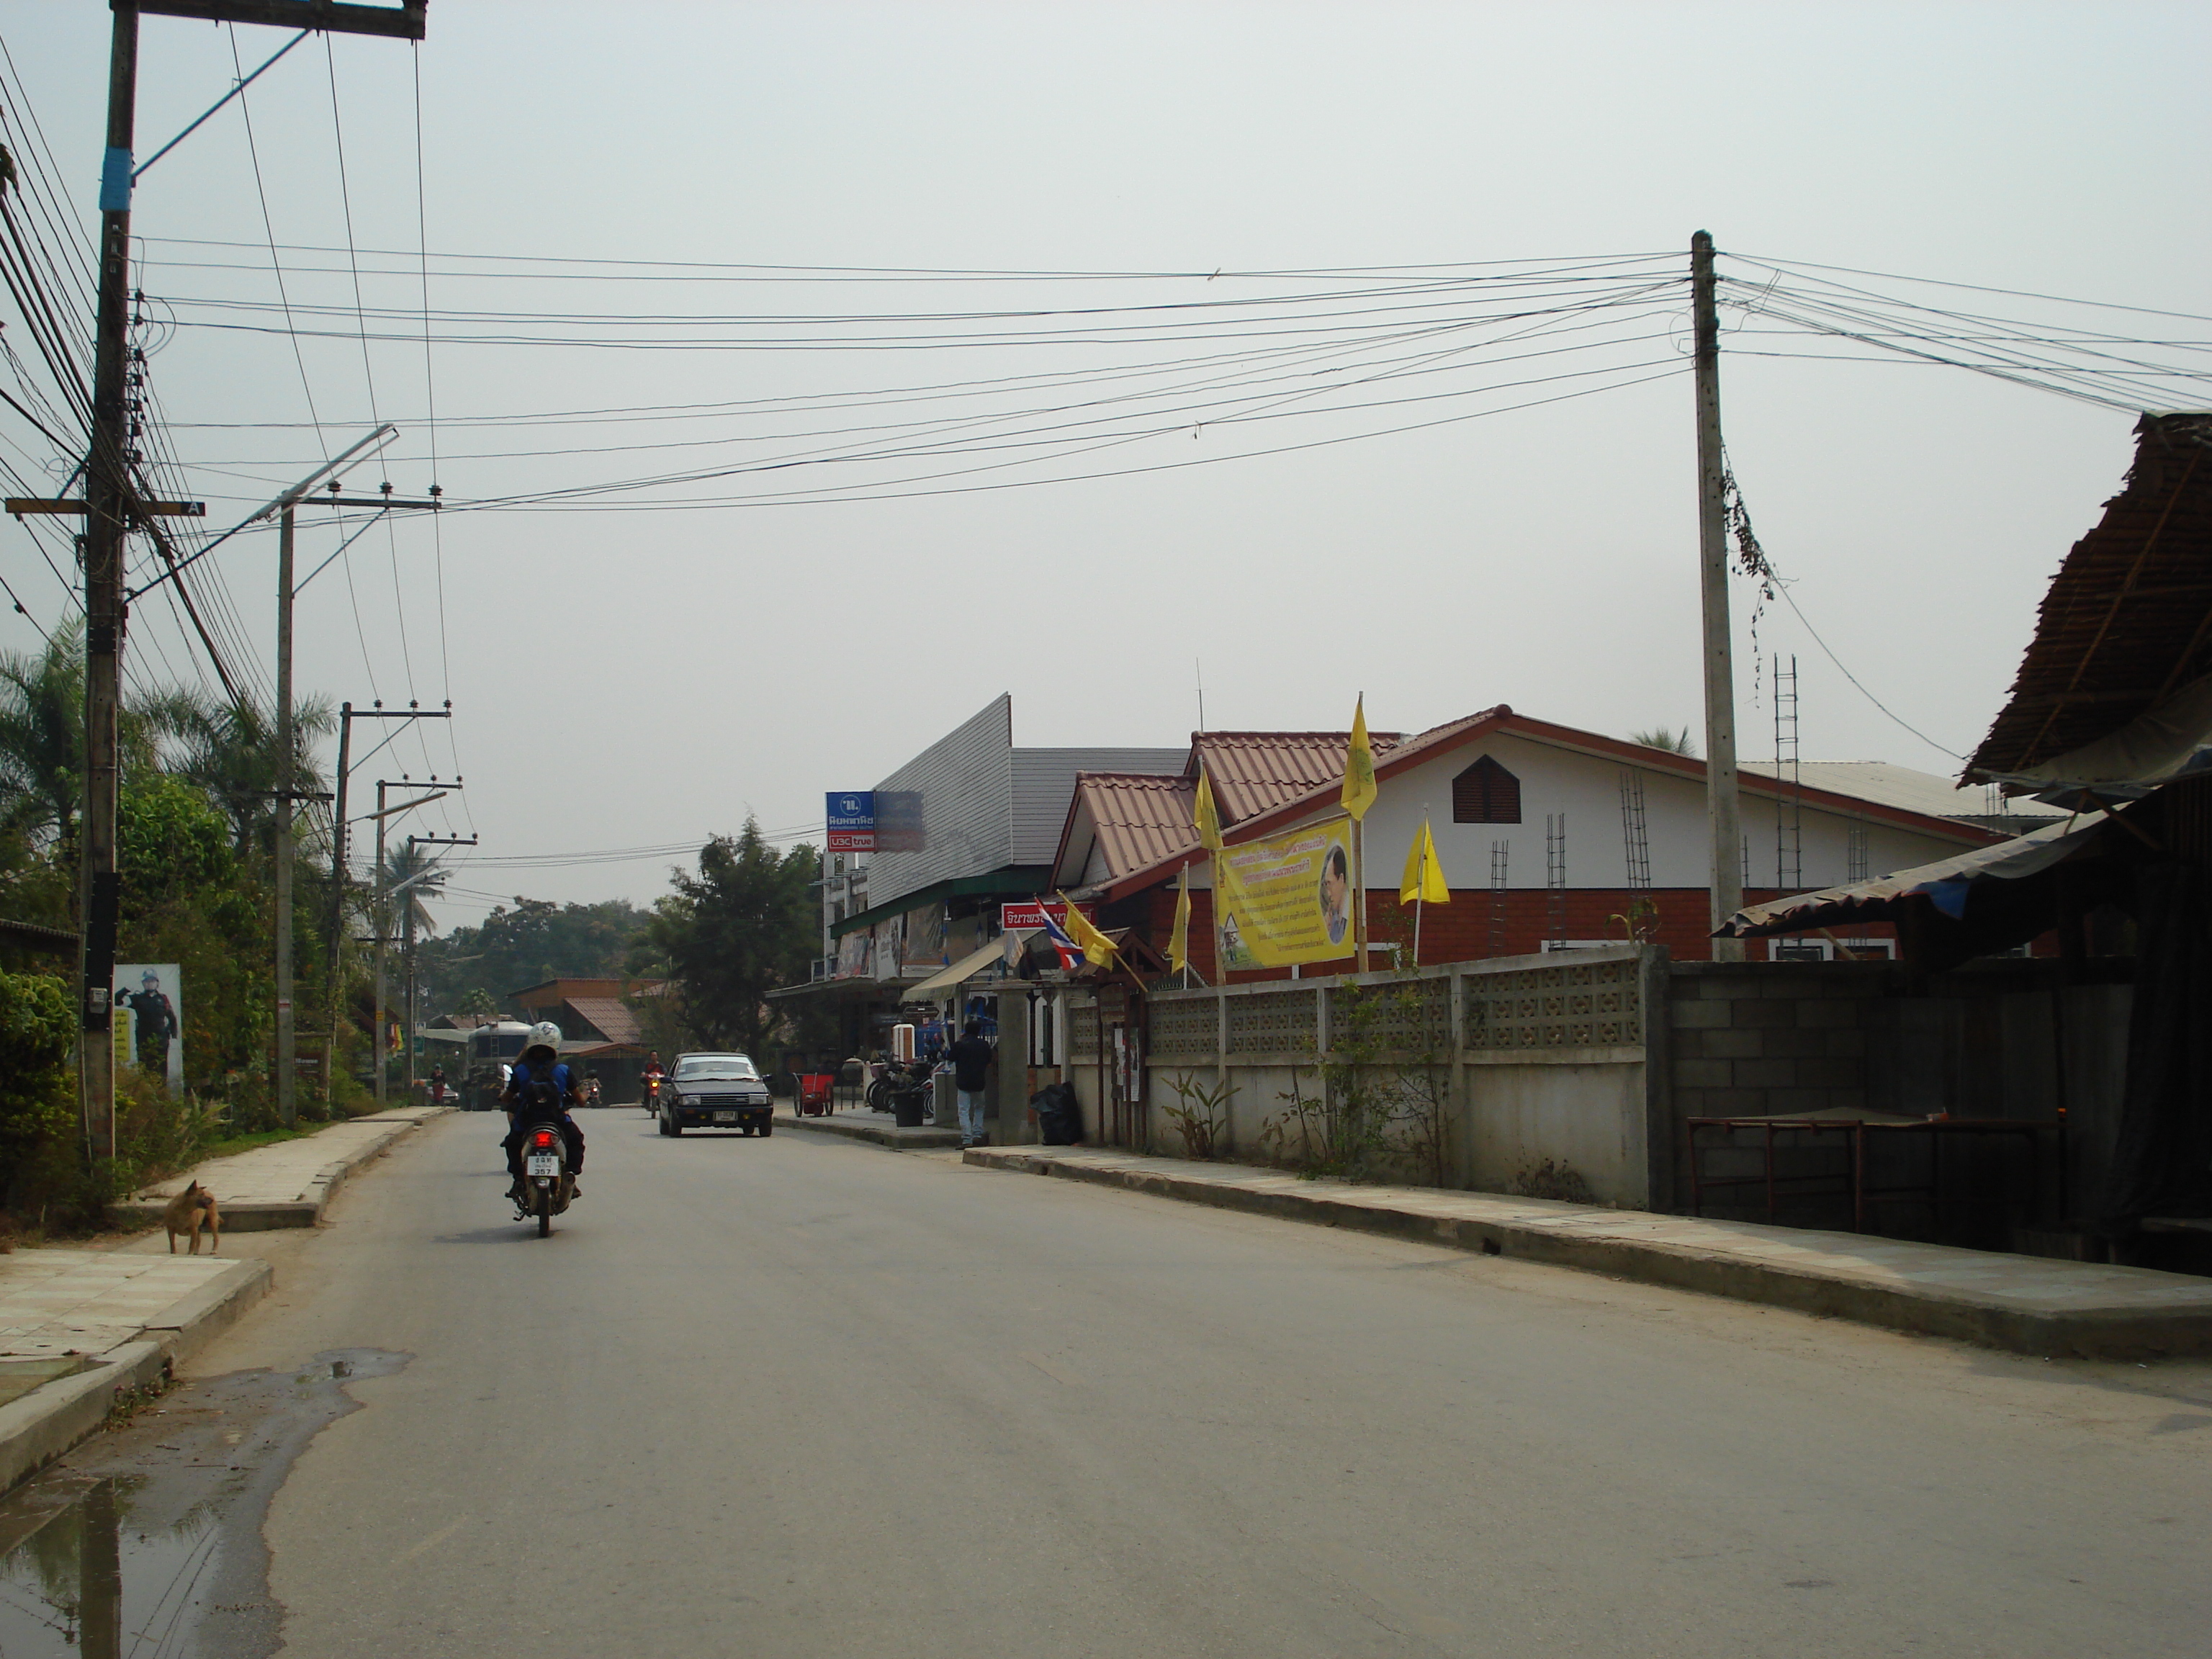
[868,1057,933,1127]
[642,1075,663,1118]
[515,1120,574,1237]
[581,1077,603,1109]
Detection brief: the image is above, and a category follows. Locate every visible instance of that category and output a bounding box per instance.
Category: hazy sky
[4,1,2207,929]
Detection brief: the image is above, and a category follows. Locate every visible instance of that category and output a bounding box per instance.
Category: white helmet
[523,1021,561,1057]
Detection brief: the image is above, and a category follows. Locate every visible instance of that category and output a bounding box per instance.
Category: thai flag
[1037,904,1084,971]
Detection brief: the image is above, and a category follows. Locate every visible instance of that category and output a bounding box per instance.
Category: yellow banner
[1215,818,1356,969]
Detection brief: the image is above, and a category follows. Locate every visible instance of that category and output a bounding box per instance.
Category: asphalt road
[188,1108,2211,1658]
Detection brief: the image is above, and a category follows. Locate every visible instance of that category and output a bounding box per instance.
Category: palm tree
[153,687,336,856]
[1629,726,1697,756]
[0,622,85,847]
[379,840,449,942]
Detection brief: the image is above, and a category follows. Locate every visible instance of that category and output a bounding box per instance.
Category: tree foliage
[644,822,818,1056]
[416,896,649,1013]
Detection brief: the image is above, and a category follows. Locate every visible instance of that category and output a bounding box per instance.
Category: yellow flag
[1342,694,1378,822]
[1400,817,1450,906]
[1056,892,1120,968]
[1193,764,1223,852]
[1169,865,1192,974]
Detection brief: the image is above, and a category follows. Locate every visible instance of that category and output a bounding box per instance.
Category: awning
[900,931,1036,1002]
[1717,815,2106,938]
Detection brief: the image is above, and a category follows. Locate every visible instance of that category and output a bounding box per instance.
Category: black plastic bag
[1030,1082,1082,1146]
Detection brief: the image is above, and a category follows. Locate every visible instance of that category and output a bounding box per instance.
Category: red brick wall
[1110,883,1897,981]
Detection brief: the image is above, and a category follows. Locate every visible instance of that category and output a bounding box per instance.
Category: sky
[4,1,2208,930]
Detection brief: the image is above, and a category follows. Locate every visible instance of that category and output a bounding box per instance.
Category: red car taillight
[532,1130,555,1149]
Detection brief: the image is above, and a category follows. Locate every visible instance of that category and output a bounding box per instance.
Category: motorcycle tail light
[532,1130,555,1149]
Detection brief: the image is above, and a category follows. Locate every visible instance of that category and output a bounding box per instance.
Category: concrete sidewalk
[0,1249,271,1493]
[968,1145,2212,1359]
[117,1105,448,1231]
[773,1103,962,1151]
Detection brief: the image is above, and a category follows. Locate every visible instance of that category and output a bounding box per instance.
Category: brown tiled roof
[1073,773,1201,881]
[1188,731,1402,824]
[564,996,642,1047]
[1966,413,2212,782]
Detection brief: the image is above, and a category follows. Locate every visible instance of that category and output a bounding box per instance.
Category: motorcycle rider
[428,1062,448,1106]
[500,1022,586,1203]
[641,1050,665,1109]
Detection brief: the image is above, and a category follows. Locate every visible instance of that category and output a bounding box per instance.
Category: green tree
[153,687,336,857]
[416,896,649,1013]
[646,822,818,1056]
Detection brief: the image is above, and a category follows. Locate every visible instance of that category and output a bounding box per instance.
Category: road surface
[181,1109,2211,1657]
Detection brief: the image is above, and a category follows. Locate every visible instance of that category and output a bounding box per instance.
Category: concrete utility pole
[369,781,451,1103]
[402,832,474,1097]
[55,0,428,1159]
[1692,230,1745,962]
[329,701,450,1110]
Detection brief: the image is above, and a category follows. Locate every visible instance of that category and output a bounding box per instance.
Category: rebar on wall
[1617,769,1653,890]
[1488,840,1509,957]
[1773,653,1803,891]
[1545,814,1568,947]
[1847,823,1869,884]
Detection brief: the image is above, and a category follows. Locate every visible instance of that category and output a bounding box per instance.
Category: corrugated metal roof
[1012,747,1184,863]
[1189,731,1402,824]
[1968,413,2212,783]
[1741,761,2063,823]
[1071,772,1201,881]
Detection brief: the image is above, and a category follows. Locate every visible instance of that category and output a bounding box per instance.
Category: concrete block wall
[1666,961,1887,1122]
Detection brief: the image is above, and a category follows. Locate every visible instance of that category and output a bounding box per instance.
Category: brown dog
[162,1182,221,1255]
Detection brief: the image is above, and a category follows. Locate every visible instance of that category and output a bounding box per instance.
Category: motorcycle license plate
[526,1154,559,1177]
[714,1110,737,1123]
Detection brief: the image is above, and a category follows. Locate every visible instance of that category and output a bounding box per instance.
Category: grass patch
[191,1118,343,1165]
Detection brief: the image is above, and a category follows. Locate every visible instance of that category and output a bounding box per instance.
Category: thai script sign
[999,900,1069,930]
[827,791,875,852]
[1214,819,1356,969]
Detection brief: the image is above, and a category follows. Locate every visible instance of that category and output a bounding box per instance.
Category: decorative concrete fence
[1067,944,1670,1208]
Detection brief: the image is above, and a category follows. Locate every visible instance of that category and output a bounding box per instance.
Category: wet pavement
[0,1349,405,1658]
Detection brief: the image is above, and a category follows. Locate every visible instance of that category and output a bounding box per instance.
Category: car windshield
[673,1056,756,1081]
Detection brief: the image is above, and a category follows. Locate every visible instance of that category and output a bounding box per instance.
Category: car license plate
[526,1154,559,1177]
[714,1111,737,1123]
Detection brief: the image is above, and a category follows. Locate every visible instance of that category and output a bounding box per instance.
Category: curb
[114,1109,447,1232]
[773,1107,962,1151]
[0,1255,271,1498]
[967,1148,2212,1360]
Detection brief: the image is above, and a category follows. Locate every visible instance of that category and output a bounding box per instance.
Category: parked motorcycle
[515,1120,574,1237]
[868,1057,933,1128]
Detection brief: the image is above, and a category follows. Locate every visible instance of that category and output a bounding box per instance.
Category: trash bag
[1031,1082,1081,1146]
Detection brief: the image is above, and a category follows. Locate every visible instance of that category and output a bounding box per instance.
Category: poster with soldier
[114,963,183,1091]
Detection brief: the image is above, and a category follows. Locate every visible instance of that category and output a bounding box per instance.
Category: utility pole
[1692,230,1745,962]
[403,832,475,1096]
[47,0,428,1162]
[328,700,450,1111]
[371,779,453,1103]
[258,427,414,1126]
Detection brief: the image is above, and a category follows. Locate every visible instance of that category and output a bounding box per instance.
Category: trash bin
[1031,1082,1082,1146]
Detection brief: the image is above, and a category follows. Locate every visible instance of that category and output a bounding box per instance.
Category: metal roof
[1187,730,1402,823]
[1967,413,2212,785]
[1740,761,2062,824]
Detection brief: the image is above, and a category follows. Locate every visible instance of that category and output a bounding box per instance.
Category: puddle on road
[0,1349,407,1659]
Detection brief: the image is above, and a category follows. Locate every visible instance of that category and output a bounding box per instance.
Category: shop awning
[1717,814,2106,938]
[900,931,1036,1002]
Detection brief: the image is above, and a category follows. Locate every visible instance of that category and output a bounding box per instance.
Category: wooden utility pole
[1692,230,1745,961]
[64,0,428,1161]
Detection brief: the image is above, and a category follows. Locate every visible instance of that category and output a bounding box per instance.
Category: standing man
[948,1018,995,1149]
